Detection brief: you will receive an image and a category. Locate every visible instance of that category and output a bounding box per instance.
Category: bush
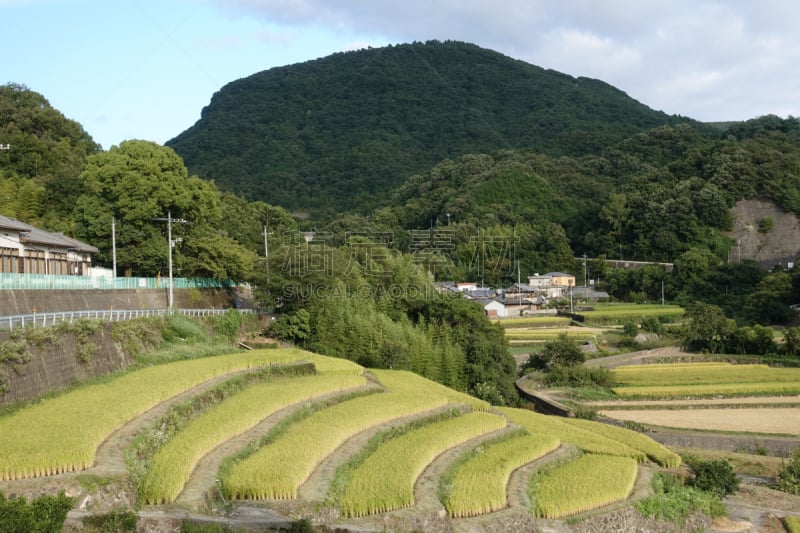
[686,457,738,496]
[543,365,614,389]
[776,447,800,495]
[81,509,137,532]
[622,320,638,337]
[0,491,74,533]
[162,315,209,344]
[640,316,664,335]
[636,472,726,522]
[539,333,584,367]
[209,309,243,343]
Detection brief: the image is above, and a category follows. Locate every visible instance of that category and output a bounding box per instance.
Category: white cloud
[192,0,800,121]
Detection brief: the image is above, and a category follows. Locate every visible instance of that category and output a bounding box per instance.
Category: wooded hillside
[166,40,700,215]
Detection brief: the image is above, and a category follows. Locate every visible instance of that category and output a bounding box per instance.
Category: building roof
[464,288,496,299]
[508,282,538,292]
[543,272,574,278]
[0,215,98,253]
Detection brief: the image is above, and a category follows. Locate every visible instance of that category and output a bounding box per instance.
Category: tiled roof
[0,215,98,253]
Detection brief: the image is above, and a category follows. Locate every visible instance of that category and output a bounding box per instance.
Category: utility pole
[153,211,188,312]
[111,217,117,281]
[583,254,588,290]
[263,225,273,282]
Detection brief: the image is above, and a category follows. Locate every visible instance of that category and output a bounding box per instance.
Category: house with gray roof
[0,215,98,275]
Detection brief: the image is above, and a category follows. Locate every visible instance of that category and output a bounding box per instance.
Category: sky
[4,0,800,150]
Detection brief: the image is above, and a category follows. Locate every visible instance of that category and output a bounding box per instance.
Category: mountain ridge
[166,40,703,215]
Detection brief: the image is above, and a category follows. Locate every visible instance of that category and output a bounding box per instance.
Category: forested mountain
[0,83,100,231]
[167,40,701,215]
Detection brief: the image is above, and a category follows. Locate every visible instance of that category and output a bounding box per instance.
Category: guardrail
[0,308,256,332]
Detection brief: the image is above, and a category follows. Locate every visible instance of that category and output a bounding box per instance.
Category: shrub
[776,447,800,495]
[0,491,74,533]
[81,509,138,532]
[162,315,209,344]
[686,457,739,496]
[540,333,584,367]
[209,309,244,343]
[636,472,726,522]
[544,365,614,389]
[622,320,638,337]
[640,316,664,335]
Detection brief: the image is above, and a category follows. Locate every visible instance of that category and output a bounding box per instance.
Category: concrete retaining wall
[0,288,236,316]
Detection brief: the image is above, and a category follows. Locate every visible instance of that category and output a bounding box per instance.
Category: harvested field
[601,407,800,435]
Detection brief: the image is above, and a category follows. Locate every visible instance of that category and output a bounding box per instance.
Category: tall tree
[73,140,253,279]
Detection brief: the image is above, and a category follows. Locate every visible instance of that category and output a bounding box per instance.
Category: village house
[527,272,576,299]
[0,215,97,276]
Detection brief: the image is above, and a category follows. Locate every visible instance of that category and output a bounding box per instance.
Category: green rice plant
[504,330,596,341]
[499,408,646,461]
[371,369,491,412]
[784,516,800,533]
[0,349,361,481]
[560,418,681,467]
[222,386,451,500]
[579,304,683,326]
[532,454,638,518]
[336,412,507,517]
[441,431,560,517]
[139,373,365,504]
[493,316,572,328]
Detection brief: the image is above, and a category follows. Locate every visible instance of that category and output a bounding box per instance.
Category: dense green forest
[167,40,701,215]
[4,39,800,401]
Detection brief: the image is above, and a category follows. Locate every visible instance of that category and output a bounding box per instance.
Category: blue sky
[5,0,800,150]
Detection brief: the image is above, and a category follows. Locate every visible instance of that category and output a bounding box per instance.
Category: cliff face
[728,198,800,268]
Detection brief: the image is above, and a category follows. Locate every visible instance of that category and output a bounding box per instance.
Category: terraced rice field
[0,347,681,530]
[611,363,800,398]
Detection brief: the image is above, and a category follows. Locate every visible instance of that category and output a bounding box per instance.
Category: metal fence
[0,273,236,291]
[0,308,256,332]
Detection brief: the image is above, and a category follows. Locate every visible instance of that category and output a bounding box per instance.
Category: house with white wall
[0,215,98,275]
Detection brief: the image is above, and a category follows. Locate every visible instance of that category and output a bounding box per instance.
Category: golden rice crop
[336,412,507,517]
[533,454,638,518]
[560,418,680,467]
[223,386,450,500]
[613,363,800,387]
[0,349,352,481]
[442,432,560,517]
[248,347,364,375]
[499,408,646,461]
[613,381,800,398]
[139,373,365,504]
[371,369,491,411]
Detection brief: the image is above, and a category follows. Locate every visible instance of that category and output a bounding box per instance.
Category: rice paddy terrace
[0,347,681,532]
